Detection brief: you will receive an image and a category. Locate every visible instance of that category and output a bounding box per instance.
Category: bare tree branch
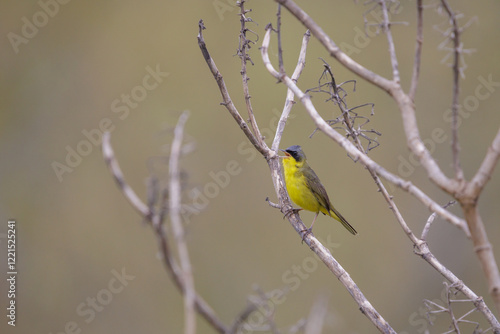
[276,4,285,75]
[102,134,150,218]
[198,20,269,158]
[379,0,400,83]
[467,127,500,199]
[261,27,468,235]
[237,1,266,148]
[168,111,196,334]
[462,203,500,316]
[415,238,500,333]
[227,302,259,334]
[275,0,461,195]
[271,26,311,151]
[421,201,456,241]
[275,0,395,94]
[102,131,229,334]
[260,26,397,334]
[304,296,328,334]
[439,1,500,313]
[409,0,423,101]
[276,0,500,314]
[440,0,465,181]
[260,26,500,332]
[199,14,400,334]
[194,2,500,330]
[424,282,494,333]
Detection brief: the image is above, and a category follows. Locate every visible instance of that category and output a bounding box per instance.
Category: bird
[280,145,357,239]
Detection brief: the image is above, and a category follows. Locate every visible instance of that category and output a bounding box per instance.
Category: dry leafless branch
[304,295,329,334]
[259,16,500,333]
[261,24,468,235]
[409,0,423,101]
[271,28,310,152]
[168,111,196,334]
[276,0,500,316]
[237,0,265,149]
[440,0,465,182]
[198,20,269,159]
[198,8,397,334]
[105,2,500,333]
[102,127,229,334]
[424,281,496,333]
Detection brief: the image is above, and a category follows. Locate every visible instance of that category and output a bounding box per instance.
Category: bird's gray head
[282,145,306,162]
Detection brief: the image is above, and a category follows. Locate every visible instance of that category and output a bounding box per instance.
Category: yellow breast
[282,158,321,213]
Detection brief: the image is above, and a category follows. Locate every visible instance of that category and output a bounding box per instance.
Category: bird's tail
[329,208,357,235]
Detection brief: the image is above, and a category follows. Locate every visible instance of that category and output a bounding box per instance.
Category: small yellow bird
[281,145,357,237]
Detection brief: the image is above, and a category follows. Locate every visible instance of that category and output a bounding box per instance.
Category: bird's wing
[303,166,357,235]
[302,167,332,212]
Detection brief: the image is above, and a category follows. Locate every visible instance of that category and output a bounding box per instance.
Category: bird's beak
[279,149,290,158]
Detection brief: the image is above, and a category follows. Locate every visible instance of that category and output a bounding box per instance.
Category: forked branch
[198,16,397,334]
[102,128,228,334]
[275,0,395,94]
[276,0,500,315]
[260,25,500,332]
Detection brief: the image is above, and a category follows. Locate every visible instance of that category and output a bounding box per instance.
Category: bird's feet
[300,227,313,243]
[283,208,302,220]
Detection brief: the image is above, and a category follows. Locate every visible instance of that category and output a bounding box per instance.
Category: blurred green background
[1,0,500,333]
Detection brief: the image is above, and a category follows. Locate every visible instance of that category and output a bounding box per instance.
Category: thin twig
[265,197,281,209]
[304,296,328,334]
[421,213,437,245]
[446,284,461,333]
[102,132,228,334]
[409,0,423,101]
[103,132,150,218]
[271,28,311,152]
[228,302,259,334]
[198,20,269,158]
[168,111,196,334]
[275,0,395,94]
[277,4,285,75]
[440,0,464,181]
[237,1,265,148]
[422,201,456,241]
[380,0,401,83]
